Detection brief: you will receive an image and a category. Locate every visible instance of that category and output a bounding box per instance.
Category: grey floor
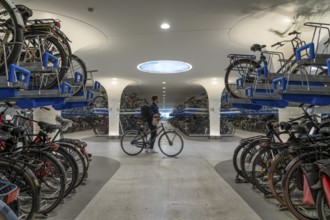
[51,128,291,220]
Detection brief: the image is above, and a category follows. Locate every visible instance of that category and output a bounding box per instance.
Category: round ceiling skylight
[137,60,192,74]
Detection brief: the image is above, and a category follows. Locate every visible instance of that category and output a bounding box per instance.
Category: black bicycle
[120,123,184,157]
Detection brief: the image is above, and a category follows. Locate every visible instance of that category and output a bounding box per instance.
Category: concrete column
[278,107,303,123]
[97,78,135,138]
[193,78,224,138]
[33,106,60,139]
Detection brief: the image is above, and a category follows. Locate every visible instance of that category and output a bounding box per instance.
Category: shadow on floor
[45,156,120,220]
[214,160,294,220]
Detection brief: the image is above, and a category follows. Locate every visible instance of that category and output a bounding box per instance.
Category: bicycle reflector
[259,140,269,147]
[6,188,19,204]
[54,21,61,29]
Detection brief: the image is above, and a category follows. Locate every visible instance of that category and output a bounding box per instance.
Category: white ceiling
[15,0,330,108]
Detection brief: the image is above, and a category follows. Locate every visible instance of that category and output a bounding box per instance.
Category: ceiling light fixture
[163,87,166,89]
[161,23,170,29]
[163,91,166,93]
[162,82,166,84]
[137,60,192,74]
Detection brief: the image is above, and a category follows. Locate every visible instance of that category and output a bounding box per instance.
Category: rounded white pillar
[193,78,224,138]
[33,106,60,139]
[97,78,136,138]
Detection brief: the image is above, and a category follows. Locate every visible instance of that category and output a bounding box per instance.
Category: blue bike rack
[250,99,288,108]
[74,72,84,84]
[257,66,268,78]
[295,42,315,62]
[43,52,59,69]
[232,103,262,111]
[94,81,101,91]
[0,64,31,99]
[16,98,66,109]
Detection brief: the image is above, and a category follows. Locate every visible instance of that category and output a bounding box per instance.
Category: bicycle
[121,123,184,157]
[225,30,327,98]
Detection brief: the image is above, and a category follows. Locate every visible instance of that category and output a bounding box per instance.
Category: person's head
[152,96,159,104]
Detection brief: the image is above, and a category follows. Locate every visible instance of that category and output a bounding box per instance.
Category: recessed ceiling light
[137,60,192,74]
[163,91,166,93]
[161,23,170,29]
[163,87,166,89]
[162,82,166,84]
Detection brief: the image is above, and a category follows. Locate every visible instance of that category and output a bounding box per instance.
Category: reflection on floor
[51,129,267,220]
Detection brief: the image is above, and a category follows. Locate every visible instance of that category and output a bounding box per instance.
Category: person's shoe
[149,149,158,153]
[145,148,150,153]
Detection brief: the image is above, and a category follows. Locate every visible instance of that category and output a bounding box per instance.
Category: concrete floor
[57,128,263,220]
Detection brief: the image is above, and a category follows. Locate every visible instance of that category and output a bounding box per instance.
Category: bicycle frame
[138,123,175,147]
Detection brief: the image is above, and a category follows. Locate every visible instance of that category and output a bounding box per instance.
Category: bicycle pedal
[234,178,248,184]
[263,194,273,199]
[276,204,288,211]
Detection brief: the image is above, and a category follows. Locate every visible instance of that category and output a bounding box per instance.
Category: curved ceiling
[15,0,330,108]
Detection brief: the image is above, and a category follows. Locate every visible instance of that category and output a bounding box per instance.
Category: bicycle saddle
[319,127,330,136]
[38,121,61,133]
[16,5,33,24]
[280,122,292,131]
[250,44,266,52]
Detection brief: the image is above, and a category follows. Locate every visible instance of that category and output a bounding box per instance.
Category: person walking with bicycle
[146,96,160,153]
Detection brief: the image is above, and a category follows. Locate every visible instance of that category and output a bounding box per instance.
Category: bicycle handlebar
[288,30,301,36]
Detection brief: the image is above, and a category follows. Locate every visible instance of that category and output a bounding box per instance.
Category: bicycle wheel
[23,150,66,215]
[240,140,263,183]
[283,153,329,220]
[316,190,330,220]
[0,160,40,220]
[268,149,299,206]
[121,130,145,156]
[64,54,87,96]
[0,0,24,73]
[51,148,78,197]
[57,142,87,188]
[251,148,273,195]
[21,32,68,89]
[158,131,184,157]
[93,96,107,108]
[232,143,246,179]
[224,59,259,98]
[95,119,108,135]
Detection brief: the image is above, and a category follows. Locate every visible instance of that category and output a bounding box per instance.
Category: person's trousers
[147,122,157,149]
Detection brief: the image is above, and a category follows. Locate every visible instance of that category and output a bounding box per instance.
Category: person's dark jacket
[148,103,159,122]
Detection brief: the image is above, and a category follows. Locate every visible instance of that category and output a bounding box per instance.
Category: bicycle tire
[0,0,24,73]
[121,130,145,156]
[158,131,184,157]
[0,160,40,220]
[23,150,66,215]
[56,142,87,188]
[316,190,330,220]
[268,149,299,206]
[22,31,68,89]
[232,143,246,178]
[68,54,87,96]
[251,148,273,195]
[51,148,78,197]
[282,152,329,220]
[224,59,259,98]
[240,140,262,183]
[93,96,107,108]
